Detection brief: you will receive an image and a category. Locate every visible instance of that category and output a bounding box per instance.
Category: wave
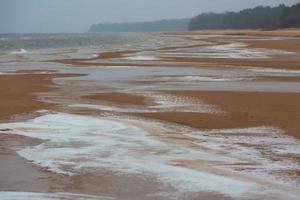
[9,49,27,55]
[88,54,99,59]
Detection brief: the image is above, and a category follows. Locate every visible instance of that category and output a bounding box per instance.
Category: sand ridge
[0,71,82,121]
[140,91,300,139]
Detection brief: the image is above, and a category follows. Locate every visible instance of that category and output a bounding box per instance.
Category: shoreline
[140,90,300,139]
[80,90,300,139]
[1,30,300,199]
[50,31,300,72]
[167,28,300,37]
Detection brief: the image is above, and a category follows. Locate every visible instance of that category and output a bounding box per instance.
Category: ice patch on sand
[0,192,112,200]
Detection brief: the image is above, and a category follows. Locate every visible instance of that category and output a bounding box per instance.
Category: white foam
[0,192,112,200]
[0,113,257,198]
[34,71,54,75]
[126,55,158,61]
[161,76,254,82]
[204,126,285,135]
[162,42,292,59]
[102,66,139,69]
[0,71,54,76]
[0,72,19,75]
[70,93,220,114]
[9,49,27,55]
[247,67,300,74]
[69,103,152,113]
[148,93,220,113]
[188,126,300,186]
[88,54,99,59]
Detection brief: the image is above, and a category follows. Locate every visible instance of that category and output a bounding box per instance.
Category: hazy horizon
[0,0,299,33]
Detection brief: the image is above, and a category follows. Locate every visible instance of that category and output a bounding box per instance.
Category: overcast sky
[0,0,299,33]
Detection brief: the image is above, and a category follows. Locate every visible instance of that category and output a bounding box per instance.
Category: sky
[0,0,299,33]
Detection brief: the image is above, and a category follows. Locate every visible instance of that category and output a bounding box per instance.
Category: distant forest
[89,3,300,32]
[89,19,190,32]
[189,3,300,30]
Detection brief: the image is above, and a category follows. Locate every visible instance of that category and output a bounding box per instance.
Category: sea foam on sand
[70,93,220,114]
[0,112,256,198]
[160,76,254,82]
[0,192,112,200]
[1,113,300,199]
[126,55,158,61]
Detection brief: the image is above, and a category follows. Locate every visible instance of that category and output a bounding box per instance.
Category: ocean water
[1,33,300,94]
[0,33,191,55]
[0,33,142,52]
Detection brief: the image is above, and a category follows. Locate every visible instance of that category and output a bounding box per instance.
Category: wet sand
[1,30,300,199]
[0,134,57,192]
[0,72,55,194]
[0,71,85,195]
[163,31,300,70]
[160,39,300,70]
[53,50,137,66]
[257,76,300,82]
[0,134,170,199]
[168,28,300,37]
[0,73,57,121]
[79,89,300,139]
[84,92,147,106]
[52,31,300,73]
[0,72,81,121]
[139,91,300,139]
[244,39,300,52]
[162,56,300,70]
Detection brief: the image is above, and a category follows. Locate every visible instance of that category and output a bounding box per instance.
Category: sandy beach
[84,92,147,106]
[140,91,300,138]
[0,73,62,121]
[0,72,81,121]
[1,29,300,200]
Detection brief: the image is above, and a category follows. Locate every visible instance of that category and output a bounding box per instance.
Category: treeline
[189,3,300,30]
[89,19,190,32]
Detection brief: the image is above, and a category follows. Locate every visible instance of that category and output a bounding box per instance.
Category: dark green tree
[189,3,300,30]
